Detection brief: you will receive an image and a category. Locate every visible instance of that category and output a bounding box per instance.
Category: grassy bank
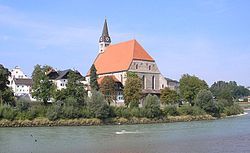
[0,115,216,128]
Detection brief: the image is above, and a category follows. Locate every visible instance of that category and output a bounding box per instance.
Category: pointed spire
[99,19,111,43]
[102,19,109,37]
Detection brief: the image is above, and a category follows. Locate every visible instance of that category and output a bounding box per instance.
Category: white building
[8,66,34,100]
[46,69,82,90]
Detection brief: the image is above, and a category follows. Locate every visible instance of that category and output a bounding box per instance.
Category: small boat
[115,130,142,135]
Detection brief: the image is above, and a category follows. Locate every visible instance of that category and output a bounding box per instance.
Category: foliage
[0,105,17,120]
[46,105,61,121]
[86,91,110,119]
[223,104,244,116]
[177,104,206,116]
[90,64,99,91]
[112,106,131,118]
[160,87,179,105]
[210,81,250,101]
[142,94,161,118]
[16,100,30,112]
[0,64,15,106]
[32,65,56,105]
[163,105,179,116]
[124,72,142,107]
[194,89,217,115]
[179,74,208,105]
[99,76,116,105]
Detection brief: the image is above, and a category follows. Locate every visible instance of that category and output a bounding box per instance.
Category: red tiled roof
[97,75,120,85]
[87,39,154,75]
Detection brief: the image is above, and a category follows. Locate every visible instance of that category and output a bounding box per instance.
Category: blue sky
[0,0,250,86]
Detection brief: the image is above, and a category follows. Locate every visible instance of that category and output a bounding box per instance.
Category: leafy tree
[194,89,217,115]
[99,76,116,105]
[179,74,208,105]
[90,64,99,91]
[160,87,179,105]
[31,65,56,105]
[143,94,161,118]
[0,64,15,106]
[210,81,250,101]
[123,72,142,107]
[87,91,110,119]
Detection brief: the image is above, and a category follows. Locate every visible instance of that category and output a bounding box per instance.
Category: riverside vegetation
[0,64,248,127]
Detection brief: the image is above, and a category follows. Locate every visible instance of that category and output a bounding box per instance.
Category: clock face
[105,37,109,41]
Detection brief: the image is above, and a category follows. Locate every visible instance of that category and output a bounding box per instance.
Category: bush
[113,107,131,118]
[143,94,162,118]
[87,91,110,119]
[16,100,30,112]
[178,104,206,116]
[46,105,61,121]
[1,106,17,120]
[61,106,81,119]
[194,89,217,114]
[223,104,244,116]
[163,105,179,116]
[79,107,92,118]
[130,108,143,117]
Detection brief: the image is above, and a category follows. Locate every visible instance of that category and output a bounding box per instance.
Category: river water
[1,111,250,153]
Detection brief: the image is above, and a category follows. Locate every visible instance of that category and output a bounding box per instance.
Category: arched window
[142,75,145,89]
[121,74,123,83]
[136,64,138,69]
[149,65,151,70]
[152,76,155,90]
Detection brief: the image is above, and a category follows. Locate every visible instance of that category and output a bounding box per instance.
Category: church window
[149,65,151,70]
[121,74,123,83]
[136,64,138,69]
[152,76,155,90]
[142,75,145,89]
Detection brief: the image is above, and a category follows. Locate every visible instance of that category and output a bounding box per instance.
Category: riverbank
[0,115,216,127]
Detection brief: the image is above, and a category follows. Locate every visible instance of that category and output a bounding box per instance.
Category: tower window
[149,65,151,70]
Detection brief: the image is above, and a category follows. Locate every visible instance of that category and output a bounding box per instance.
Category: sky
[0,0,250,86]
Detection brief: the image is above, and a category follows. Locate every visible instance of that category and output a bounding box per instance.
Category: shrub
[61,106,81,119]
[163,105,179,116]
[113,107,131,118]
[79,107,92,118]
[87,91,110,119]
[1,106,17,120]
[223,104,244,116]
[178,104,205,116]
[46,105,61,121]
[16,100,30,112]
[194,89,217,114]
[130,107,143,117]
[143,94,162,118]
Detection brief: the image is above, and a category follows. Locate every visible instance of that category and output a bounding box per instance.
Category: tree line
[0,64,248,121]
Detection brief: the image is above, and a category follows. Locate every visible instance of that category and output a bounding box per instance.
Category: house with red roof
[86,19,177,105]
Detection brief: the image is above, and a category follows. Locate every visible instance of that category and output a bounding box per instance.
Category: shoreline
[0,115,216,128]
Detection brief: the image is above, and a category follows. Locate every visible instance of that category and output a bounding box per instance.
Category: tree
[160,87,179,105]
[194,89,217,115]
[99,76,116,105]
[90,64,99,91]
[179,74,208,105]
[123,72,142,107]
[143,94,161,118]
[210,81,250,101]
[87,91,110,119]
[64,71,86,106]
[31,65,56,105]
[0,64,15,106]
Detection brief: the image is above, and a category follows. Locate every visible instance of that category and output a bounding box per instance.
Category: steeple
[99,19,111,53]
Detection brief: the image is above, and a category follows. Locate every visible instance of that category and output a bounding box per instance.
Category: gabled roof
[97,75,120,85]
[88,39,154,75]
[14,78,33,86]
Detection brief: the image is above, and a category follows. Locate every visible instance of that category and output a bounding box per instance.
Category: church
[86,19,178,105]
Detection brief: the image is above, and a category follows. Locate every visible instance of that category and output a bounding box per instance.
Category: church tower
[99,19,111,53]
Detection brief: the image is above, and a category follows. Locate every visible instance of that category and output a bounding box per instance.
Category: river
[1,111,250,153]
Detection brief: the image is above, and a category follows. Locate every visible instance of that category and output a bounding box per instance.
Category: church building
[86,19,177,105]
